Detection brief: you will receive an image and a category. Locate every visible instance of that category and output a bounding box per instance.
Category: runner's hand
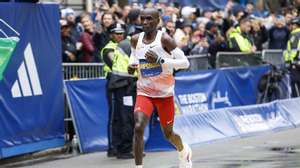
[145,50,158,63]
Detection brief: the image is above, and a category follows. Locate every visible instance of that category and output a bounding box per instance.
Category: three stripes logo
[11,43,43,98]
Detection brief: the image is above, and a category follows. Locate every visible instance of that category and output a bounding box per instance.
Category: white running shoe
[179,143,192,168]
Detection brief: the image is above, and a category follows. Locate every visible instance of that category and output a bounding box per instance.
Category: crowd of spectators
[60,0,299,68]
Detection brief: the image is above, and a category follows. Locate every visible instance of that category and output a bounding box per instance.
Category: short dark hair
[127,9,141,23]
[239,17,251,24]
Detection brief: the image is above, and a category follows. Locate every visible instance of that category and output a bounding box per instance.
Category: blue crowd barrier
[64,79,109,153]
[64,66,299,153]
[174,65,271,114]
[173,98,300,146]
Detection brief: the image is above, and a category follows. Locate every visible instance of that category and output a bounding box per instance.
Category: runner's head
[140,8,160,33]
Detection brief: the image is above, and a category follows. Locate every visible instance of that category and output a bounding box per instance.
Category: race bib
[139,59,162,77]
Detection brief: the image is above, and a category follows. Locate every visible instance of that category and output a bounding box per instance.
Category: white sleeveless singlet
[135,30,175,98]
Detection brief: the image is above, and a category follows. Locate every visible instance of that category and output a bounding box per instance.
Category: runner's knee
[134,122,144,136]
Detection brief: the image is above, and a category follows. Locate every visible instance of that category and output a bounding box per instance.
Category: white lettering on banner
[177,92,208,114]
[181,103,209,114]
[178,94,188,104]
[178,92,207,105]
[233,114,270,133]
[212,91,232,109]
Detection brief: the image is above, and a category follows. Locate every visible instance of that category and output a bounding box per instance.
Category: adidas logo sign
[11,43,43,98]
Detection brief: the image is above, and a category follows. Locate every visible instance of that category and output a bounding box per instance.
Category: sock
[178,143,187,158]
[136,165,143,168]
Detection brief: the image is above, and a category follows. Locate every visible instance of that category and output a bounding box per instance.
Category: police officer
[101,23,129,76]
[101,23,136,159]
[228,17,257,53]
[284,17,300,97]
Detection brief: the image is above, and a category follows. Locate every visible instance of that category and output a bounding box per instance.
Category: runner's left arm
[161,33,190,70]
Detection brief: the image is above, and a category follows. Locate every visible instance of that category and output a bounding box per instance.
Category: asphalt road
[2,127,300,168]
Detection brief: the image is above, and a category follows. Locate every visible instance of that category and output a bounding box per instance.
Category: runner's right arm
[128,34,139,74]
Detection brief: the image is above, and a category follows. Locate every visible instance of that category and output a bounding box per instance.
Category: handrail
[216,51,262,57]
[61,49,286,79]
[186,54,209,58]
[62,62,104,66]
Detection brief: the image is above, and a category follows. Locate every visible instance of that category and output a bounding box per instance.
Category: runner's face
[140,13,158,33]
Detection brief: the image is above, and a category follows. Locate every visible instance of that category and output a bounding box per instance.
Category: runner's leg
[154,96,183,151]
[133,96,153,166]
[154,96,192,168]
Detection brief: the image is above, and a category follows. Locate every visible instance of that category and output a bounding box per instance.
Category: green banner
[0,37,19,80]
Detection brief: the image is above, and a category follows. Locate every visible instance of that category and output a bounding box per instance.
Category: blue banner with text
[174,65,270,115]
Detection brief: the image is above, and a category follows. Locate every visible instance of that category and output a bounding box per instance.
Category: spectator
[250,19,268,51]
[228,17,256,53]
[164,20,176,37]
[245,2,255,15]
[197,8,213,24]
[59,1,298,67]
[181,6,197,19]
[232,4,247,25]
[245,1,267,17]
[61,8,81,41]
[174,19,190,49]
[268,16,290,49]
[196,22,206,38]
[79,14,96,62]
[180,19,194,55]
[205,21,218,44]
[208,34,228,68]
[182,19,193,36]
[189,7,201,29]
[162,6,177,23]
[190,32,209,55]
[122,5,132,22]
[94,11,115,58]
[284,11,294,24]
[61,20,78,62]
[125,8,142,37]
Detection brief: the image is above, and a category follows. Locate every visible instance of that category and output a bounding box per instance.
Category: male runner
[128,8,192,168]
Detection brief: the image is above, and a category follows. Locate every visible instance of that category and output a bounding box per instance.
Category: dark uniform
[101,23,136,159]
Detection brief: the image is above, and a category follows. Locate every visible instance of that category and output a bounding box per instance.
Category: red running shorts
[134,95,174,126]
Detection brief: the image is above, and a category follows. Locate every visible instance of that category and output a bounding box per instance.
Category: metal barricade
[216,52,263,68]
[262,49,284,66]
[62,63,104,80]
[62,55,211,79]
[186,54,210,71]
[62,63,105,145]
